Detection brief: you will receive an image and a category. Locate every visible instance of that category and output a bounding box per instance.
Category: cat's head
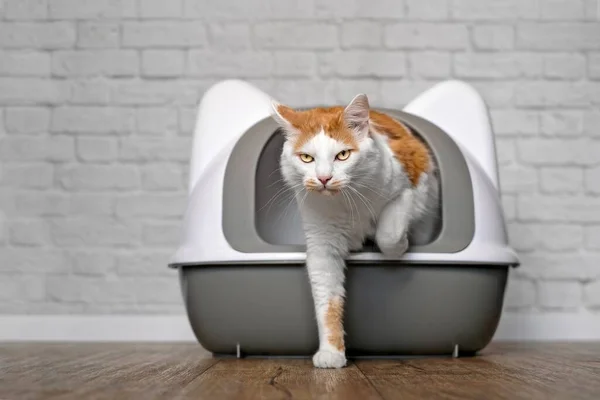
[271,94,378,196]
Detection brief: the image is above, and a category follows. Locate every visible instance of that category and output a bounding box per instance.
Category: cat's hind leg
[375,189,413,258]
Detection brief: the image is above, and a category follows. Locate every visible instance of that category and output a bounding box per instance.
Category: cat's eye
[299,154,314,163]
[336,150,351,161]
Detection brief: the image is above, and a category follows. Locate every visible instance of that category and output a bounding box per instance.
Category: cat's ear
[344,93,370,140]
[271,100,299,139]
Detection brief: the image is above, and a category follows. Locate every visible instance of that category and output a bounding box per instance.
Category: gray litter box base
[178,264,508,357]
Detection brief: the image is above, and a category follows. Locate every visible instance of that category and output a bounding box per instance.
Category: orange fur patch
[277,105,430,186]
[277,105,358,152]
[370,111,430,186]
[325,297,345,352]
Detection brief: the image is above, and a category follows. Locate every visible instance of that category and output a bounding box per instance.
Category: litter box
[168,79,519,357]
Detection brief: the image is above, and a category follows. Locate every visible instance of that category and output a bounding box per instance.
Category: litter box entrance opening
[254,130,443,250]
[222,110,475,254]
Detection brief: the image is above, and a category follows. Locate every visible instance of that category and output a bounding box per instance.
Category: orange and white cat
[271,94,438,368]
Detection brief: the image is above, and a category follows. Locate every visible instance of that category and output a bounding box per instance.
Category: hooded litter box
[169,79,519,357]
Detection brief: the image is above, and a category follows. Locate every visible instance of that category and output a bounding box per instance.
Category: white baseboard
[1,312,599,342]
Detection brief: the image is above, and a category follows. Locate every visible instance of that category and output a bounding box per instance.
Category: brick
[70,251,116,276]
[544,54,585,79]
[517,23,600,50]
[185,0,315,19]
[122,22,207,48]
[451,0,538,20]
[115,194,186,218]
[454,53,541,79]
[135,107,178,136]
[5,107,50,134]
[585,226,600,250]
[13,193,69,216]
[406,0,448,20]
[518,195,600,223]
[0,51,50,76]
[77,22,119,49]
[255,23,338,49]
[273,80,337,107]
[0,213,5,245]
[341,21,383,49]
[334,80,382,106]
[584,281,600,308]
[385,24,468,49]
[143,222,181,246]
[57,165,139,191]
[470,82,515,108]
[141,164,183,191]
[491,110,538,135]
[408,52,451,79]
[540,0,585,20]
[50,218,139,247]
[0,248,69,273]
[590,53,600,79]
[52,107,135,134]
[538,281,582,311]
[178,107,196,136]
[187,51,273,78]
[502,194,516,220]
[111,81,200,106]
[142,50,184,78]
[379,81,433,108]
[4,0,48,20]
[69,194,114,216]
[2,163,54,189]
[9,220,49,246]
[52,50,139,78]
[68,80,112,105]
[76,137,118,162]
[585,166,600,194]
[472,25,514,50]
[498,165,537,193]
[272,52,316,78]
[518,252,600,280]
[507,223,583,252]
[0,275,45,302]
[208,23,252,50]
[140,0,182,18]
[540,167,583,194]
[333,51,406,78]
[0,22,76,49]
[583,112,600,136]
[495,138,517,166]
[49,0,136,19]
[504,277,536,310]
[315,0,404,18]
[0,136,74,161]
[0,78,68,105]
[119,138,190,162]
[540,111,583,136]
[117,250,173,276]
[515,82,590,107]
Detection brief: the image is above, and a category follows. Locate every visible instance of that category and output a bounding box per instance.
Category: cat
[271,93,439,368]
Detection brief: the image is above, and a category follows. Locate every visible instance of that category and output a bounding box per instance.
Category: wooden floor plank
[0,343,599,399]
[181,358,383,400]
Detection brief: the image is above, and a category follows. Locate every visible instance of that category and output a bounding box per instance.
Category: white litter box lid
[169,79,519,267]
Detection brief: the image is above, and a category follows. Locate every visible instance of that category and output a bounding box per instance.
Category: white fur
[276,96,438,368]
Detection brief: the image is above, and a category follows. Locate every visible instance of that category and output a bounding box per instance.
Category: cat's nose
[318,176,332,186]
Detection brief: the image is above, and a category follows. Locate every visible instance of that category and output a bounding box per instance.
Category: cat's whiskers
[347,186,377,223]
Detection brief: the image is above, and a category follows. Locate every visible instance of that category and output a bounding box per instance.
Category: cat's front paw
[313,350,347,369]
[377,235,409,258]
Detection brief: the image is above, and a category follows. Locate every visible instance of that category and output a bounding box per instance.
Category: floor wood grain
[0,343,598,399]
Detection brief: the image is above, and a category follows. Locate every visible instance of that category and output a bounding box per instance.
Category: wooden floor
[0,343,599,399]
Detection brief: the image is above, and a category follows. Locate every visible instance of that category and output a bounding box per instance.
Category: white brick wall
[0,0,599,318]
